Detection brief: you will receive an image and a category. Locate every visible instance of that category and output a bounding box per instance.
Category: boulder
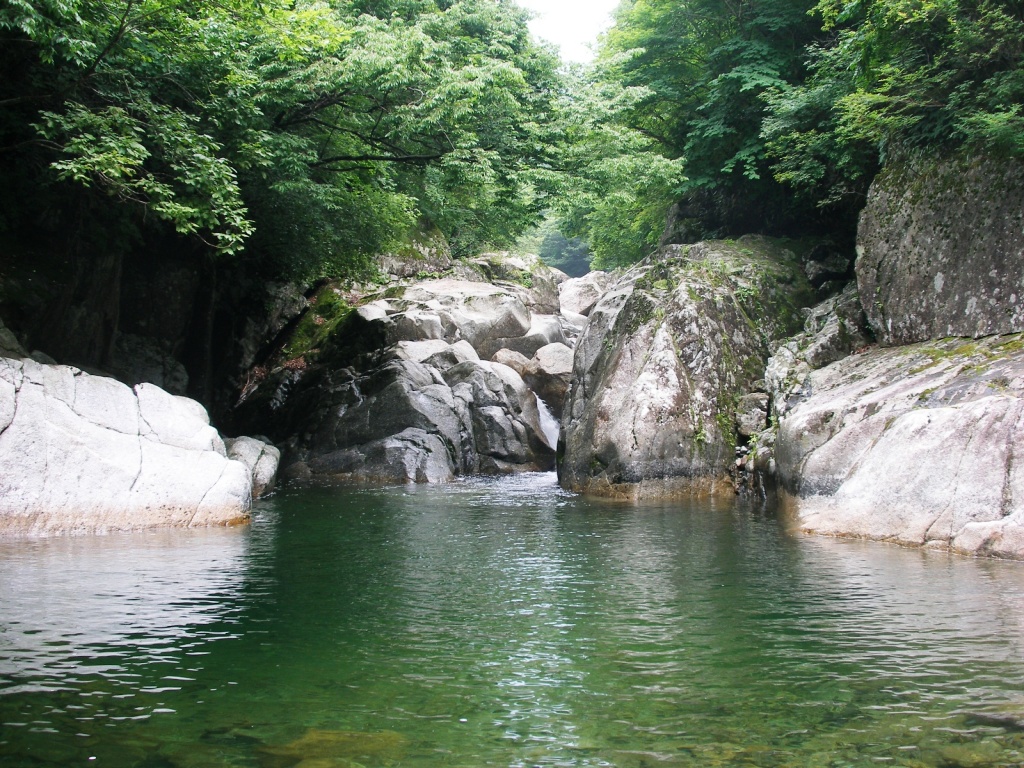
[423,339,479,371]
[739,285,873,492]
[523,342,574,419]
[225,436,281,498]
[443,360,555,467]
[735,393,769,438]
[306,428,455,484]
[399,279,532,353]
[477,313,566,360]
[773,334,1024,559]
[491,348,531,376]
[458,252,563,315]
[0,357,268,535]
[108,332,189,396]
[233,254,573,484]
[558,271,613,317]
[560,237,814,499]
[269,354,555,483]
[857,152,1024,345]
[0,319,27,358]
[390,339,452,364]
[375,224,453,279]
[802,243,852,289]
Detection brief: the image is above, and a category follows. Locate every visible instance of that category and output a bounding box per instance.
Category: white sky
[516,0,621,63]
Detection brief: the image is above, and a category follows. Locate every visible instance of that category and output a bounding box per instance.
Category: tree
[0,0,565,276]
[763,0,1024,206]
[597,0,827,238]
[551,67,685,269]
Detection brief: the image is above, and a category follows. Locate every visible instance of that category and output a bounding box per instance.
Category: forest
[1,0,1022,279]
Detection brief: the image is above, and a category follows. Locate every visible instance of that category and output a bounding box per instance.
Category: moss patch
[280,285,352,364]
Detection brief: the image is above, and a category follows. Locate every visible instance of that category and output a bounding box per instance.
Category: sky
[515,0,621,63]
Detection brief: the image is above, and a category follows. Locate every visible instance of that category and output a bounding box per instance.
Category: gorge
[2,0,1024,765]
[2,150,1024,559]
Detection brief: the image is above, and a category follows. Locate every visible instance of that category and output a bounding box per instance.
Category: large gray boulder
[522,342,574,419]
[773,334,1024,559]
[272,347,556,483]
[558,272,613,317]
[454,252,564,315]
[396,279,532,353]
[0,357,276,535]
[478,313,566,360]
[560,237,814,499]
[857,152,1024,345]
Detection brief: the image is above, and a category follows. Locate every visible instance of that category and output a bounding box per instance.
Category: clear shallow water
[2,474,1024,768]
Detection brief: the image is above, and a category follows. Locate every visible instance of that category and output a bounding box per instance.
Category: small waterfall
[535,395,560,450]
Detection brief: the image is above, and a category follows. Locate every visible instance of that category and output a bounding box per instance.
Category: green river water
[2,473,1024,768]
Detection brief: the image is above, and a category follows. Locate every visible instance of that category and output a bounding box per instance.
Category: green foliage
[563,0,1023,264]
[764,0,1024,205]
[552,71,685,269]
[537,228,591,277]
[0,0,564,276]
[518,215,591,276]
[281,286,351,363]
[596,0,826,238]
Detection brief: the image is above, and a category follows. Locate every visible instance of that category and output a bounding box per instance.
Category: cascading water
[535,394,560,449]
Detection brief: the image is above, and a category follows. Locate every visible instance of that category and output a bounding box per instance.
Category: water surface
[2,473,1024,767]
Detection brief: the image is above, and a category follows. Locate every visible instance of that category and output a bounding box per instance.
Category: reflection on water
[2,473,1024,767]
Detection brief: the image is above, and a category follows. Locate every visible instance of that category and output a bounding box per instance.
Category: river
[2,473,1024,767]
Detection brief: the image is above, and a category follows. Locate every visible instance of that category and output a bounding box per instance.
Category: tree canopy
[0,0,564,276]
[2,0,1021,277]
[555,0,1023,268]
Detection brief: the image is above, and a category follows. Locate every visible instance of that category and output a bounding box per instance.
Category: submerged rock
[773,333,1024,559]
[0,356,277,535]
[560,237,814,498]
[260,728,407,767]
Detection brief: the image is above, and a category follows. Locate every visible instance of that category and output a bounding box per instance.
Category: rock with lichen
[857,151,1024,345]
[772,333,1024,559]
[559,236,815,499]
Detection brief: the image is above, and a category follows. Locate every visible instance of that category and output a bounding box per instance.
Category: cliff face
[857,153,1024,345]
[764,151,1024,558]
